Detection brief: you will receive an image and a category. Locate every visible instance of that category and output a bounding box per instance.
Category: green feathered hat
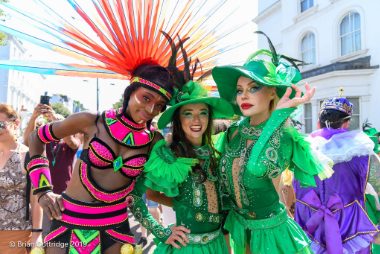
[212,31,303,115]
[158,33,234,129]
[363,121,380,153]
[158,81,234,129]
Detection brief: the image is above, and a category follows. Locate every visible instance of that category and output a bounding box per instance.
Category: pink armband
[27,155,53,194]
[37,124,60,144]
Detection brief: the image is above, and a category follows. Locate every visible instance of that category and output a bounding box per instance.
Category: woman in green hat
[140,40,235,254]
[211,32,333,254]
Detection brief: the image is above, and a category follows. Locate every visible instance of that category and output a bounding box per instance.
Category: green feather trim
[212,132,227,154]
[144,139,198,197]
[286,127,333,187]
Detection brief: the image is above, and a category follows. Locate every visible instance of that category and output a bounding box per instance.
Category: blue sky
[10,0,258,111]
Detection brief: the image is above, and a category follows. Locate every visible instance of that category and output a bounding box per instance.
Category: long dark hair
[120,64,174,127]
[170,105,219,183]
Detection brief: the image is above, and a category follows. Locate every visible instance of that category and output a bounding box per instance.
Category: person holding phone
[39,95,50,106]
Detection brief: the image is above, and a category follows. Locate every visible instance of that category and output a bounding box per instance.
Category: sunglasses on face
[0,121,8,129]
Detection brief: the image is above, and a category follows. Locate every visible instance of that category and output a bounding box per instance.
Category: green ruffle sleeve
[246,108,333,187]
[144,139,198,197]
[285,126,333,187]
[127,176,172,242]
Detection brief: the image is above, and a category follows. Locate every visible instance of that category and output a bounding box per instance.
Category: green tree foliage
[73,100,86,112]
[0,0,9,46]
[112,96,123,109]
[51,102,71,118]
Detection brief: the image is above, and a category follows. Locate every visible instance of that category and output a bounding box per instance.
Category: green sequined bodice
[173,145,224,234]
[219,118,288,219]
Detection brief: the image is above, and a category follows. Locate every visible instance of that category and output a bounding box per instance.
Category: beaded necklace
[103,109,154,148]
[192,144,217,208]
[237,118,267,167]
[193,145,217,182]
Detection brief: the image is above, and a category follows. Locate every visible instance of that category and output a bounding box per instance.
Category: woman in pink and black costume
[0,1,239,252]
[26,63,193,254]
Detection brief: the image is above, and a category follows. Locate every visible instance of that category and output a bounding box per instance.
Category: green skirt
[153,229,228,254]
[225,207,312,254]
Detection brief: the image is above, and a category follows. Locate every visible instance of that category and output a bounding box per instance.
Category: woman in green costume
[211,32,333,254]
[141,46,235,253]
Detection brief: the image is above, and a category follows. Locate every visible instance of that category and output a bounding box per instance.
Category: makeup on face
[179,103,209,146]
[235,76,274,123]
[134,89,166,113]
[236,81,264,97]
[128,87,167,123]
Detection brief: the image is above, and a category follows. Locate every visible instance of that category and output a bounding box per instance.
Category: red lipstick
[240,103,253,110]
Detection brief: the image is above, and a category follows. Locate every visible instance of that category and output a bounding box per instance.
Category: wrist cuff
[37,124,60,144]
[27,156,53,194]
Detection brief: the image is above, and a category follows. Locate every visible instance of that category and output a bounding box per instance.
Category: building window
[301,32,316,65]
[304,103,313,133]
[340,12,361,56]
[301,0,314,12]
[347,97,360,130]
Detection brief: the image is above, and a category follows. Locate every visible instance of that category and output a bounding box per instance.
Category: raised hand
[276,83,315,110]
[165,225,190,249]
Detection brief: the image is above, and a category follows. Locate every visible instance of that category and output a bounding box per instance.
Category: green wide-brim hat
[364,127,380,153]
[212,50,302,115]
[369,136,380,153]
[158,81,234,129]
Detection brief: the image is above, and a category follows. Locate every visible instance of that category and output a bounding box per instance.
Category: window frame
[300,0,314,13]
[303,103,313,134]
[339,11,361,56]
[301,32,316,65]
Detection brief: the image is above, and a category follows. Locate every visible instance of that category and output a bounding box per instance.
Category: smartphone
[40,95,50,105]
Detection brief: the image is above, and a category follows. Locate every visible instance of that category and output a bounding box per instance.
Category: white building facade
[254,0,380,133]
[0,36,46,111]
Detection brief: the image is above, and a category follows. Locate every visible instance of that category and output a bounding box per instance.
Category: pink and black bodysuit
[44,109,171,253]
[78,108,151,203]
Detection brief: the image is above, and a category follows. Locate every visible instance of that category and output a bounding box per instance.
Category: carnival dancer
[137,39,235,253]
[0,1,239,253]
[211,31,333,254]
[294,97,380,254]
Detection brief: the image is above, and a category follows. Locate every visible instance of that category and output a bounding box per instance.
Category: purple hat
[320,97,353,116]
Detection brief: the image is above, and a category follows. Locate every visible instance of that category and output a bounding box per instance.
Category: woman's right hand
[165,225,190,249]
[37,191,64,220]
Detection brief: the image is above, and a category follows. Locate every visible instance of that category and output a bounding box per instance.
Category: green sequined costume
[143,139,229,254]
[127,176,173,243]
[219,108,333,254]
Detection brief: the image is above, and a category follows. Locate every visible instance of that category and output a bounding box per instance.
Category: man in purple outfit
[294,97,380,254]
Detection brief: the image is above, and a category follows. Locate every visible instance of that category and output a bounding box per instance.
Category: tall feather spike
[0,0,250,80]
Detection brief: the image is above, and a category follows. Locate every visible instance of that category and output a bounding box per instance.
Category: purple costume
[294,128,379,254]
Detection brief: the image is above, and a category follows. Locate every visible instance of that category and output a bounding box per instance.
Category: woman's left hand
[276,83,315,109]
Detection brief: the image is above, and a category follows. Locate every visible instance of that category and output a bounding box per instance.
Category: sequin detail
[103,109,154,148]
[79,161,136,203]
[69,229,101,254]
[85,137,147,178]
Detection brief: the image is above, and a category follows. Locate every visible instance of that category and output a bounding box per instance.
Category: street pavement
[129,211,156,254]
